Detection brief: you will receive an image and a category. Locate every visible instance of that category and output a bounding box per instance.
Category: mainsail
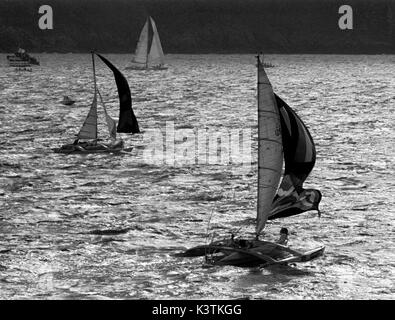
[269,94,322,220]
[96,53,140,134]
[256,57,283,235]
[133,19,149,66]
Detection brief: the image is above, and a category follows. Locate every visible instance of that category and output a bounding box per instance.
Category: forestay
[133,19,149,66]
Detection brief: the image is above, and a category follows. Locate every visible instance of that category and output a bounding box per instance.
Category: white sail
[132,19,149,65]
[256,59,283,235]
[77,93,98,140]
[147,17,165,67]
[104,110,117,140]
[98,90,117,140]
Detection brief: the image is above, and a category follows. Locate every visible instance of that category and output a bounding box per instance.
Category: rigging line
[204,208,215,263]
[205,208,214,244]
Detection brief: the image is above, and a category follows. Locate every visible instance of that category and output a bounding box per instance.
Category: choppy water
[0,54,394,300]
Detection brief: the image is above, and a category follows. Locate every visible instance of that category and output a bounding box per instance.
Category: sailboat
[178,55,324,267]
[54,52,140,154]
[61,96,75,106]
[125,17,167,70]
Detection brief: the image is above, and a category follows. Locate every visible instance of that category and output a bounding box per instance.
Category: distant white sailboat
[126,17,167,70]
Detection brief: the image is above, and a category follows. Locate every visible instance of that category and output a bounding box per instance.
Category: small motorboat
[61,96,75,106]
[7,48,40,66]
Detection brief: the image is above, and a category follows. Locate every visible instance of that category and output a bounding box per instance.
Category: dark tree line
[0,0,394,53]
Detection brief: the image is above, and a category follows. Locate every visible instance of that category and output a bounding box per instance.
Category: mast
[92,51,97,92]
[256,55,283,236]
[91,52,98,141]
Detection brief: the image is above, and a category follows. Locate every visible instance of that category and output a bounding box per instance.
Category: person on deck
[277,227,289,245]
[110,139,124,149]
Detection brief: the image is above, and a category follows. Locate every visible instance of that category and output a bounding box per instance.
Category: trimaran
[54,52,140,154]
[179,55,324,267]
[126,16,167,70]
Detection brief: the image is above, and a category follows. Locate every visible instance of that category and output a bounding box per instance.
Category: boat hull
[53,143,125,154]
[178,240,325,268]
[125,66,168,71]
[61,101,75,106]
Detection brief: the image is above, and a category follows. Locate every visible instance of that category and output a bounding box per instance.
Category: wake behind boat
[54,52,140,154]
[126,16,167,70]
[178,55,323,268]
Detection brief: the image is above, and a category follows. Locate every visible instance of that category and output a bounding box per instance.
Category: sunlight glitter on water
[0,54,394,299]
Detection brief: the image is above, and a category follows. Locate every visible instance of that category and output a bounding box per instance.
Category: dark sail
[96,53,140,133]
[275,94,316,184]
[269,94,322,220]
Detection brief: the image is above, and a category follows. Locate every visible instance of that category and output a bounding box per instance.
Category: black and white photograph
[0,0,394,306]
